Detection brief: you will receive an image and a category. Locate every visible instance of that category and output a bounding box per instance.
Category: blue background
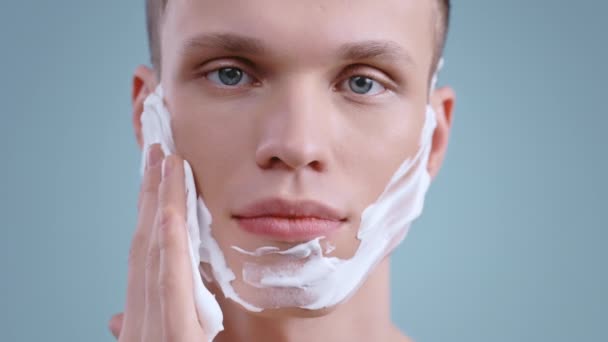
[1,1,606,341]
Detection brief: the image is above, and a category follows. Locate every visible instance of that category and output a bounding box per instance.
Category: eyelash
[201,62,390,96]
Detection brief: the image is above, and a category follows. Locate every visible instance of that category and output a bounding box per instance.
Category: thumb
[108,312,124,339]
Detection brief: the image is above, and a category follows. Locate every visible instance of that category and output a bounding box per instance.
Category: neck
[213,258,409,342]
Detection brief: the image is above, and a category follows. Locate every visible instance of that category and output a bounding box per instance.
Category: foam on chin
[139,59,442,340]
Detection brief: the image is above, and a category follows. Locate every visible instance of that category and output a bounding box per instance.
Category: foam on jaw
[139,58,442,340]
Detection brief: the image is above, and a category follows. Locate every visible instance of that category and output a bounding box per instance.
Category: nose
[255,82,332,173]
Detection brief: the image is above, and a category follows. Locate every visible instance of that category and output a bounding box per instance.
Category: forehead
[161,0,435,72]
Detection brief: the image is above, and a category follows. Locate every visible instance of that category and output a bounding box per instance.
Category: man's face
[150,0,441,311]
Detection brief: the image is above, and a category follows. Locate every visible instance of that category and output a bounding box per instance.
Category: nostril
[309,160,324,172]
[269,156,282,167]
[262,156,283,169]
[261,156,324,172]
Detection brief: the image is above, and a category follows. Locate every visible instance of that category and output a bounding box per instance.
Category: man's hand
[109,144,206,341]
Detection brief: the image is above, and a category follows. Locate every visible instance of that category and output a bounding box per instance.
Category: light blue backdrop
[0,1,606,341]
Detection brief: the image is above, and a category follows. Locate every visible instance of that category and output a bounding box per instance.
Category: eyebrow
[181,32,268,56]
[181,32,414,66]
[338,40,415,66]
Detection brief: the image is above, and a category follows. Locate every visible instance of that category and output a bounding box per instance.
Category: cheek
[339,102,425,214]
[168,93,258,207]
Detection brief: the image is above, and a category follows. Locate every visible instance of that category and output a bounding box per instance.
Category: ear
[132,65,158,149]
[427,86,456,179]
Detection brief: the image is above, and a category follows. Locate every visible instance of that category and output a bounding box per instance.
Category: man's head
[132,0,455,315]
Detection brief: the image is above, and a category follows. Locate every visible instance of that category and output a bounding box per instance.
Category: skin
[111,0,455,341]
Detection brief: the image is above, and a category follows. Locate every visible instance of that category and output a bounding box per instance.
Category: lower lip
[235,216,343,242]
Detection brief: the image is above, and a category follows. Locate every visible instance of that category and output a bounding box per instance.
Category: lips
[232,198,347,242]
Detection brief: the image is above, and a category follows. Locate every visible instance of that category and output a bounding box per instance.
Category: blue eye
[346,76,386,95]
[207,67,253,86]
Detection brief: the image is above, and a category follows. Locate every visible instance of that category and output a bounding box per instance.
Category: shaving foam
[139,58,443,340]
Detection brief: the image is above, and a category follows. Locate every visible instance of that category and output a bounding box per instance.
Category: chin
[204,276,342,319]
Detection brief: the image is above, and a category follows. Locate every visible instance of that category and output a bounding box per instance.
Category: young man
[110,0,455,341]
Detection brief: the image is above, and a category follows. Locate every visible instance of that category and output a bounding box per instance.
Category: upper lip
[233,198,347,221]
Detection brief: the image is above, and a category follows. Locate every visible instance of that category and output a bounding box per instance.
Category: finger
[108,313,124,339]
[122,143,164,339]
[158,156,203,340]
[142,190,163,341]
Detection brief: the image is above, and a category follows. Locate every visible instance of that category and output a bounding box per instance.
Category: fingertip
[161,154,185,181]
[146,143,165,170]
[141,144,164,195]
[159,154,187,220]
